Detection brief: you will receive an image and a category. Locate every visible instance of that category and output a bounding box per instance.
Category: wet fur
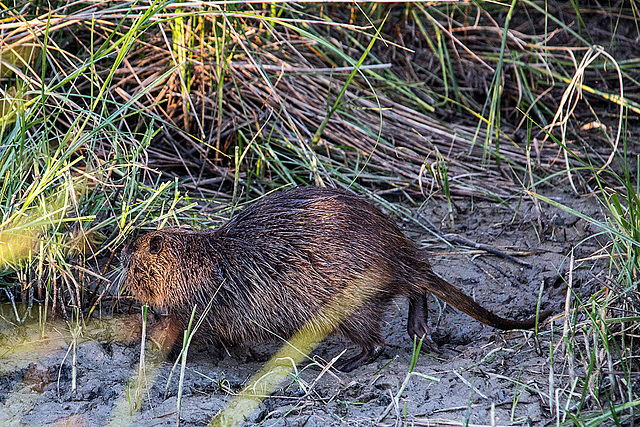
[122,186,551,371]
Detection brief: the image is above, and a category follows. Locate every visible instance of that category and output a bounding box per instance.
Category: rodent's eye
[149,235,164,254]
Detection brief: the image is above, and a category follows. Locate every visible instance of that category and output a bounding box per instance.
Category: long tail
[424,272,552,330]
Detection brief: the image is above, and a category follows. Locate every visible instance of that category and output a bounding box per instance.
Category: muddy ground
[0,188,606,426]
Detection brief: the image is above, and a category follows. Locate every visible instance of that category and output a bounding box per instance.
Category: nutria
[121,186,551,372]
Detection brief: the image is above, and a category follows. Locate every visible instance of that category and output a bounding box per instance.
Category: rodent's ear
[149,235,164,254]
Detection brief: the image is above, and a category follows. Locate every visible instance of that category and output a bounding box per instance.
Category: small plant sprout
[176,306,198,427]
[135,304,149,410]
[377,336,439,423]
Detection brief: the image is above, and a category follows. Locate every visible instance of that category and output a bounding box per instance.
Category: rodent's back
[218,186,418,265]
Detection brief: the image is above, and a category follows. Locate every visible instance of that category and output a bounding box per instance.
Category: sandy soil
[0,190,605,426]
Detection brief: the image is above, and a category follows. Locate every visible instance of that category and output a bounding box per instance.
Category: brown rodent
[121,186,551,372]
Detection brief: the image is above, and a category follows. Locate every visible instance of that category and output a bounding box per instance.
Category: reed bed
[4,2,635,201]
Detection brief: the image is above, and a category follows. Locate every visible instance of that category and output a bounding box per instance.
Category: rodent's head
[121,229,195,309]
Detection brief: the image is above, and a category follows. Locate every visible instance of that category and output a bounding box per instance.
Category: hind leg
[334,342,384,372]
[333,304,386,372]
[407,295,437,352]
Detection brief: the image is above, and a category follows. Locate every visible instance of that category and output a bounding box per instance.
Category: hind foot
[334,344,384,372]
[407,295,429,338]
[408,296,438,352]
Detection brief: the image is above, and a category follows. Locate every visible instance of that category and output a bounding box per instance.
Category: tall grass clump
[0,1,190,321]
[592,169,640,425]
[531,156,640,424]
[526,81,639,424]
[572,158,640,424]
